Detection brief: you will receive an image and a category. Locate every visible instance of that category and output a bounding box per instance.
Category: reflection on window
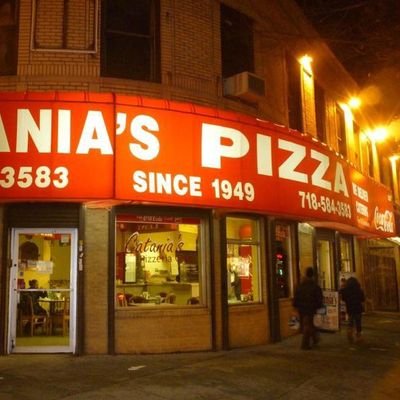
[275,223,293,298]
[0,0,17,75]
[101,0,160,82]
[226,217,260,304]
[115,215,205,307]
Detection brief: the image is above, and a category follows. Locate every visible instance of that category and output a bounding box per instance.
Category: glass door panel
[317,239,334,290]
[9,228,77,353]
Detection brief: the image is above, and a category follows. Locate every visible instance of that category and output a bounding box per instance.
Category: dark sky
[295,0,400,123]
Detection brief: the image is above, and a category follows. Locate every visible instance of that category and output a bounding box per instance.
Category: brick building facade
[0,0,398,355]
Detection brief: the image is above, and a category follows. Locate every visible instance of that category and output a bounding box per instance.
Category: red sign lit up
[0,92,395,237]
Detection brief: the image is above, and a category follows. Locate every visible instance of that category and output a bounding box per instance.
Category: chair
[116,293,128,307]
[50,297,70,336]
[18,295,48,336]
[165,293,176,304]
[187,296,200,305]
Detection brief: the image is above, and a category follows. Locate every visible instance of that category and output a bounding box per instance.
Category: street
[1,312,400,400]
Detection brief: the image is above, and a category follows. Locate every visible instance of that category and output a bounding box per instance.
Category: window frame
[225,215,262,305]
[0,0,18,75]
[274,221,296,299]
[30,0,98,53]
[336,104,347,157]
[286,53,303,132]
[315,82,326,142]
[114,208,210,309]
[220,4,254,79]
[101,0,161,82]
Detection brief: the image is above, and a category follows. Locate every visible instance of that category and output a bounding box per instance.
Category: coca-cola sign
[374,207,395,233]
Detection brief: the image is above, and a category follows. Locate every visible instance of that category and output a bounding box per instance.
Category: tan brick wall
[228,306,269,348]
[301,70,317,137]
[115,308,212,354]
[83,208,109,354]
[279,298,298,338]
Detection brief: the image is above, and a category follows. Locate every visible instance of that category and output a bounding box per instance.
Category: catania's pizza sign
[0,92,395,236]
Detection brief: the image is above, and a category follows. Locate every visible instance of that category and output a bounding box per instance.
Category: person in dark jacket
[340,277,365,343]
[293,267,323,350]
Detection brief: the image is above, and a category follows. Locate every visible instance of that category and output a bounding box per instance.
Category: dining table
[39,297,65,315]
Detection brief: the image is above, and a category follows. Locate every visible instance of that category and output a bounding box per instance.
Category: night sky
[295,0,400,123]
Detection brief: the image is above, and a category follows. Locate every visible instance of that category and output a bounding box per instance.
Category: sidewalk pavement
[1,312,400,400]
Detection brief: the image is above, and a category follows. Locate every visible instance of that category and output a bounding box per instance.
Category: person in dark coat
[340,277,365,343]
[293,267,323,350]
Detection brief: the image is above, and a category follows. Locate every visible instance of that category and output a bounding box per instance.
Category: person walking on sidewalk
[340,277,365,344]
[293,267,323,350]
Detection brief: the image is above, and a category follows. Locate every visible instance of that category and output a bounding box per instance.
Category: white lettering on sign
[352,182,369,202]
[201,123,349,197]
[0,115,10,152]
[278,139,308,183]
[129,115,160,160]
[356,201,369,217]
[201,123,250,168]
[2,109,113,155]
[133,171,202,197]
[76,111,113,154]
[310,150,331,190]
[17,109,52,153]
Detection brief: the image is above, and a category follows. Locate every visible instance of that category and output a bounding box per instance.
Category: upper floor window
[220,4,254,78]
[0,0,17,75]
[353,122,361,168]
[31,0,97,53]
[336,105,347,157]
[366,139,374,177]
[101,0,160,82]
[286,53,303,132]
[315,82,326,142]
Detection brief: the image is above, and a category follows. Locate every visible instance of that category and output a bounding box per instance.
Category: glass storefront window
[340,236,354,272]
[275,223,294,298]
[115,214,206,307]
[298,223,314,278]
[226,217,261,304]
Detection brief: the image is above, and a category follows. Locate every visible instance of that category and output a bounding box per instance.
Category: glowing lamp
[299,55,313,75]
[348,97,361,109]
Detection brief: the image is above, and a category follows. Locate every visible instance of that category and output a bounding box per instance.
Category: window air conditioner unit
[223,71,266,101]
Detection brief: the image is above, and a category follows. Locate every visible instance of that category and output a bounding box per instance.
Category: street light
[366,127,388,143]
[348,97,361,109]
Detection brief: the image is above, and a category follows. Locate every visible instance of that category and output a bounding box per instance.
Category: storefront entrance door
[8,228,77,353]
[317,238,335,290]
